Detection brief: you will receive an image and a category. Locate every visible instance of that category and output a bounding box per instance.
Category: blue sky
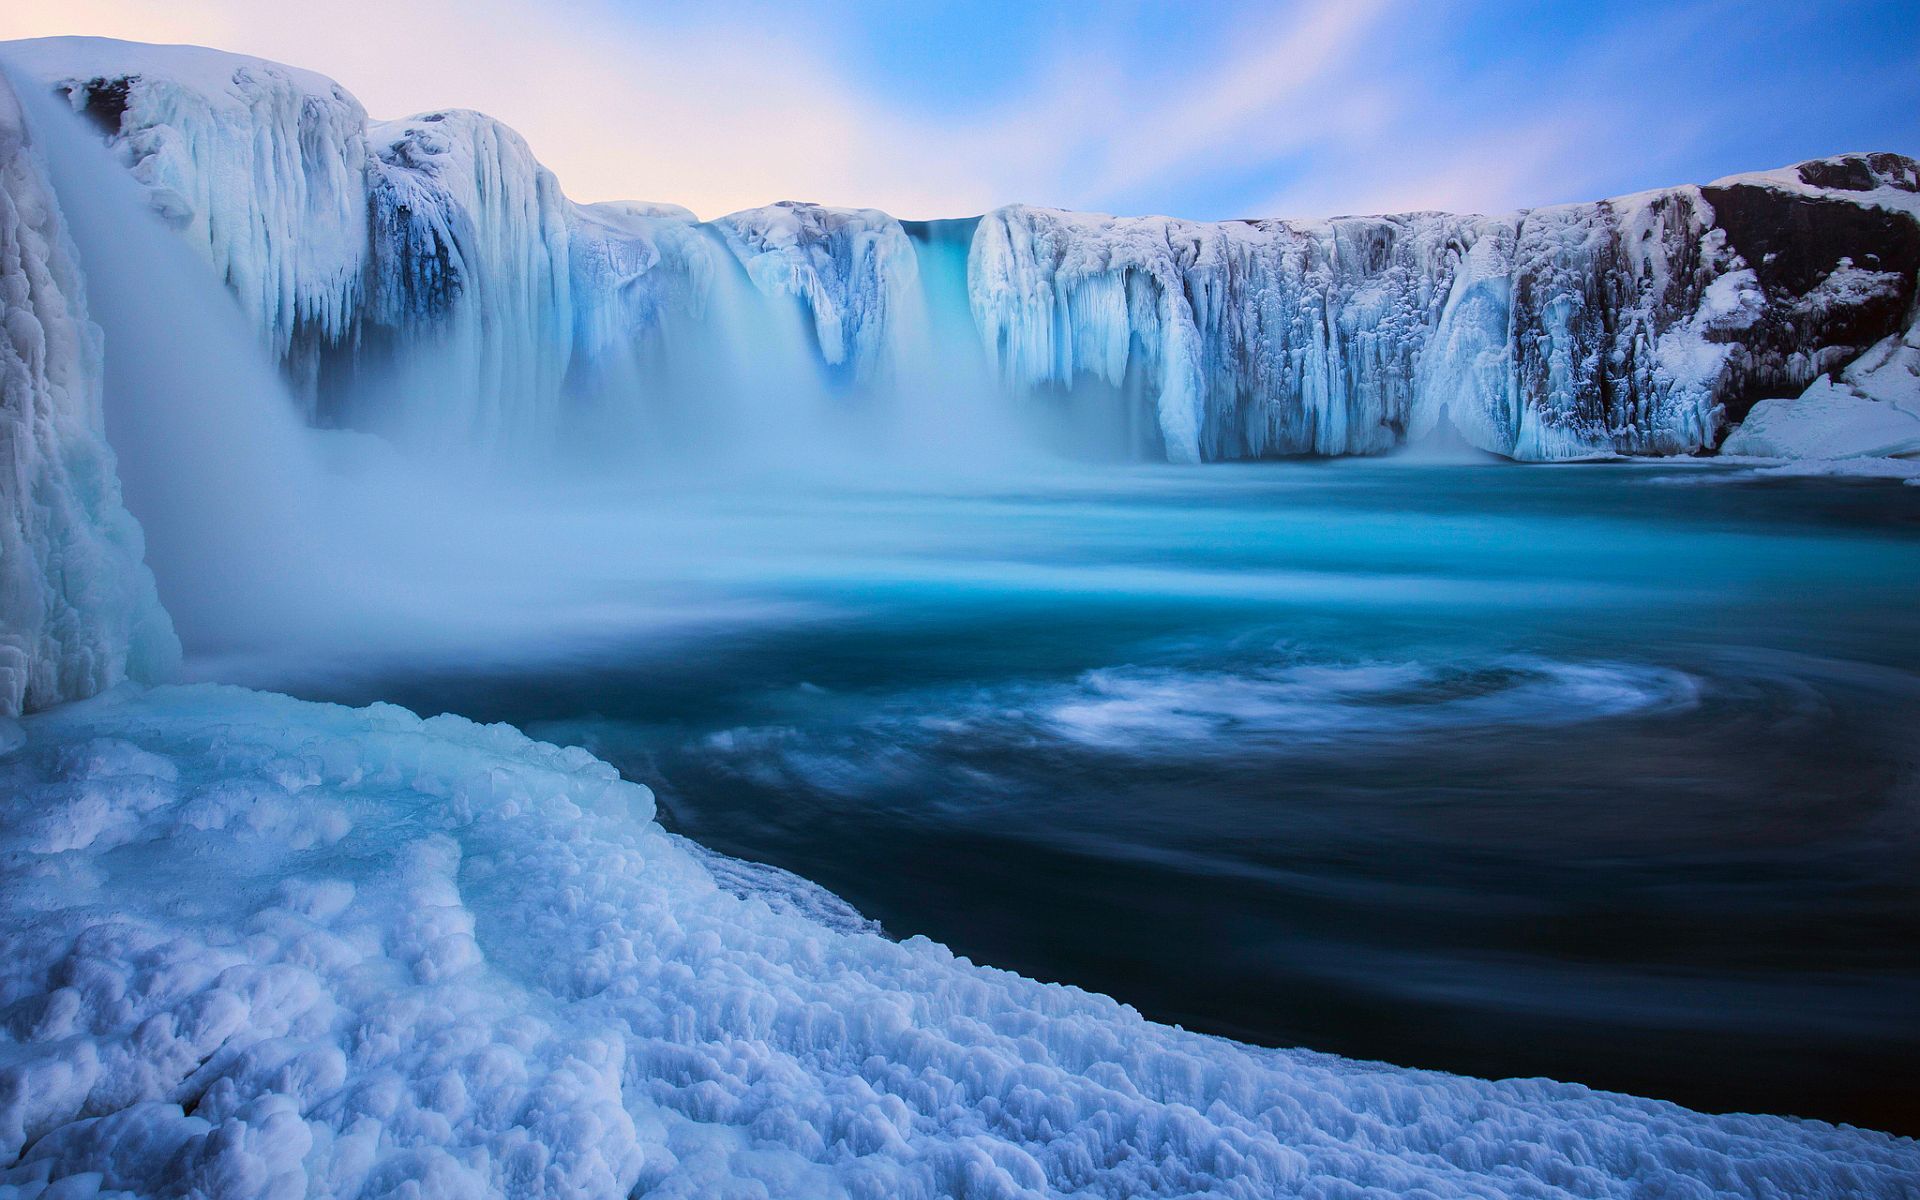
[7,0,1918,219]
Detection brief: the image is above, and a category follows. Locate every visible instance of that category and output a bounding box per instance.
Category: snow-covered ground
[2,684,1915,1199]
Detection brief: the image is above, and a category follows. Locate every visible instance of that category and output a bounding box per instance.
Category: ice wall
[0,71,177,716]
[352,109,574,452]
[5,37,370,417]
[7,36,1918,466]
[8,39,615,458]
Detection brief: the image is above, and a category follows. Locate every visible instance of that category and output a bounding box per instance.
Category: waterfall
[7,65,341,655]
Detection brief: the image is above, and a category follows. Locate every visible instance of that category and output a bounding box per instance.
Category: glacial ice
[8,37,1917,467]
[3,683,1915,1199]
[0,70,176,716]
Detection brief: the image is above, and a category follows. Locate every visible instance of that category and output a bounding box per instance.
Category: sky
[2,0,1916,222]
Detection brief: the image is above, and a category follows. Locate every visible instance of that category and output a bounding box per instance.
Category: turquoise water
[267,459,1920,1132]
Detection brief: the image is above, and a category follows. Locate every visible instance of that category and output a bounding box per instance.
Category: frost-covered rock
[354,109,574,451]
[7,37,1919,467]
[3,40,603,455]
[3,684,1914,1198]
[0,71,177,717]
[565,199,725,404]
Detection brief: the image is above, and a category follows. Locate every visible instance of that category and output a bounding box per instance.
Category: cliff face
[6,36,1917,465]
[0,69,177,716]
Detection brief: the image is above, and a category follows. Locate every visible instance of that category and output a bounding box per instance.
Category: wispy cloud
[3,0,1915,221]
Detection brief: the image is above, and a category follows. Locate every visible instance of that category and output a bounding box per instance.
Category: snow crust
[3,684,1915,1199]
[0,71,177,716]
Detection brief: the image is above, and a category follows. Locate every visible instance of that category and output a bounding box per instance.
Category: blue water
[259,459,1920,1133]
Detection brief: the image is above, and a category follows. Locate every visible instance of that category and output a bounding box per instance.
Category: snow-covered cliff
[6,38,369,415]
[4,39,925,459]
[0,70,176,718]
[6,36,1917,466]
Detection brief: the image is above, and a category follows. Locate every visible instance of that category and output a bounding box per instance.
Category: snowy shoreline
[3,683,1915,1199]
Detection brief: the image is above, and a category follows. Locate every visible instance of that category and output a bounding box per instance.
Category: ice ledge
[2,683,1913,1198]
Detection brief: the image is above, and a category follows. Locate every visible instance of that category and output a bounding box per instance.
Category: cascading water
[6,64,339,654]
[680,224,840,473]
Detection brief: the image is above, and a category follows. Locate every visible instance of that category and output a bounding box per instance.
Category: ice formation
[1722,327,1920,459]
[0,70,176,717]
[1,37,370,419]
[713,203,922,384]
[353,109,575,451]
[8,36,1917,465]
[968,166,1920,462]
[1,683,1914,1199]
[3,30,1920,1200]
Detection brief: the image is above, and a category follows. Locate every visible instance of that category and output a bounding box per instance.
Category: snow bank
[2,684,1914,1199]
[0,71,177,716]
[1722,327,1920,459]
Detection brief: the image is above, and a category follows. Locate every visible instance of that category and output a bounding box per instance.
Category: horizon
[2,0,1916,223]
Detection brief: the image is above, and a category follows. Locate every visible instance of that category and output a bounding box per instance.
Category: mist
[6,67,1074,687]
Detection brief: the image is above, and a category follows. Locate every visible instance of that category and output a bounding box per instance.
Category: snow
[1711,152,1920,222]
[1722,327,1920,459]
[3,683,1915,1199]
[0,70,177,716]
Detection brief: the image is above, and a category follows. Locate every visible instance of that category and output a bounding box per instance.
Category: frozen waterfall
[8,36,1918,469]
[0,67,175,716]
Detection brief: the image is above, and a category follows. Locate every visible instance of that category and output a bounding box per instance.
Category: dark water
[261,460,1920,1134]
